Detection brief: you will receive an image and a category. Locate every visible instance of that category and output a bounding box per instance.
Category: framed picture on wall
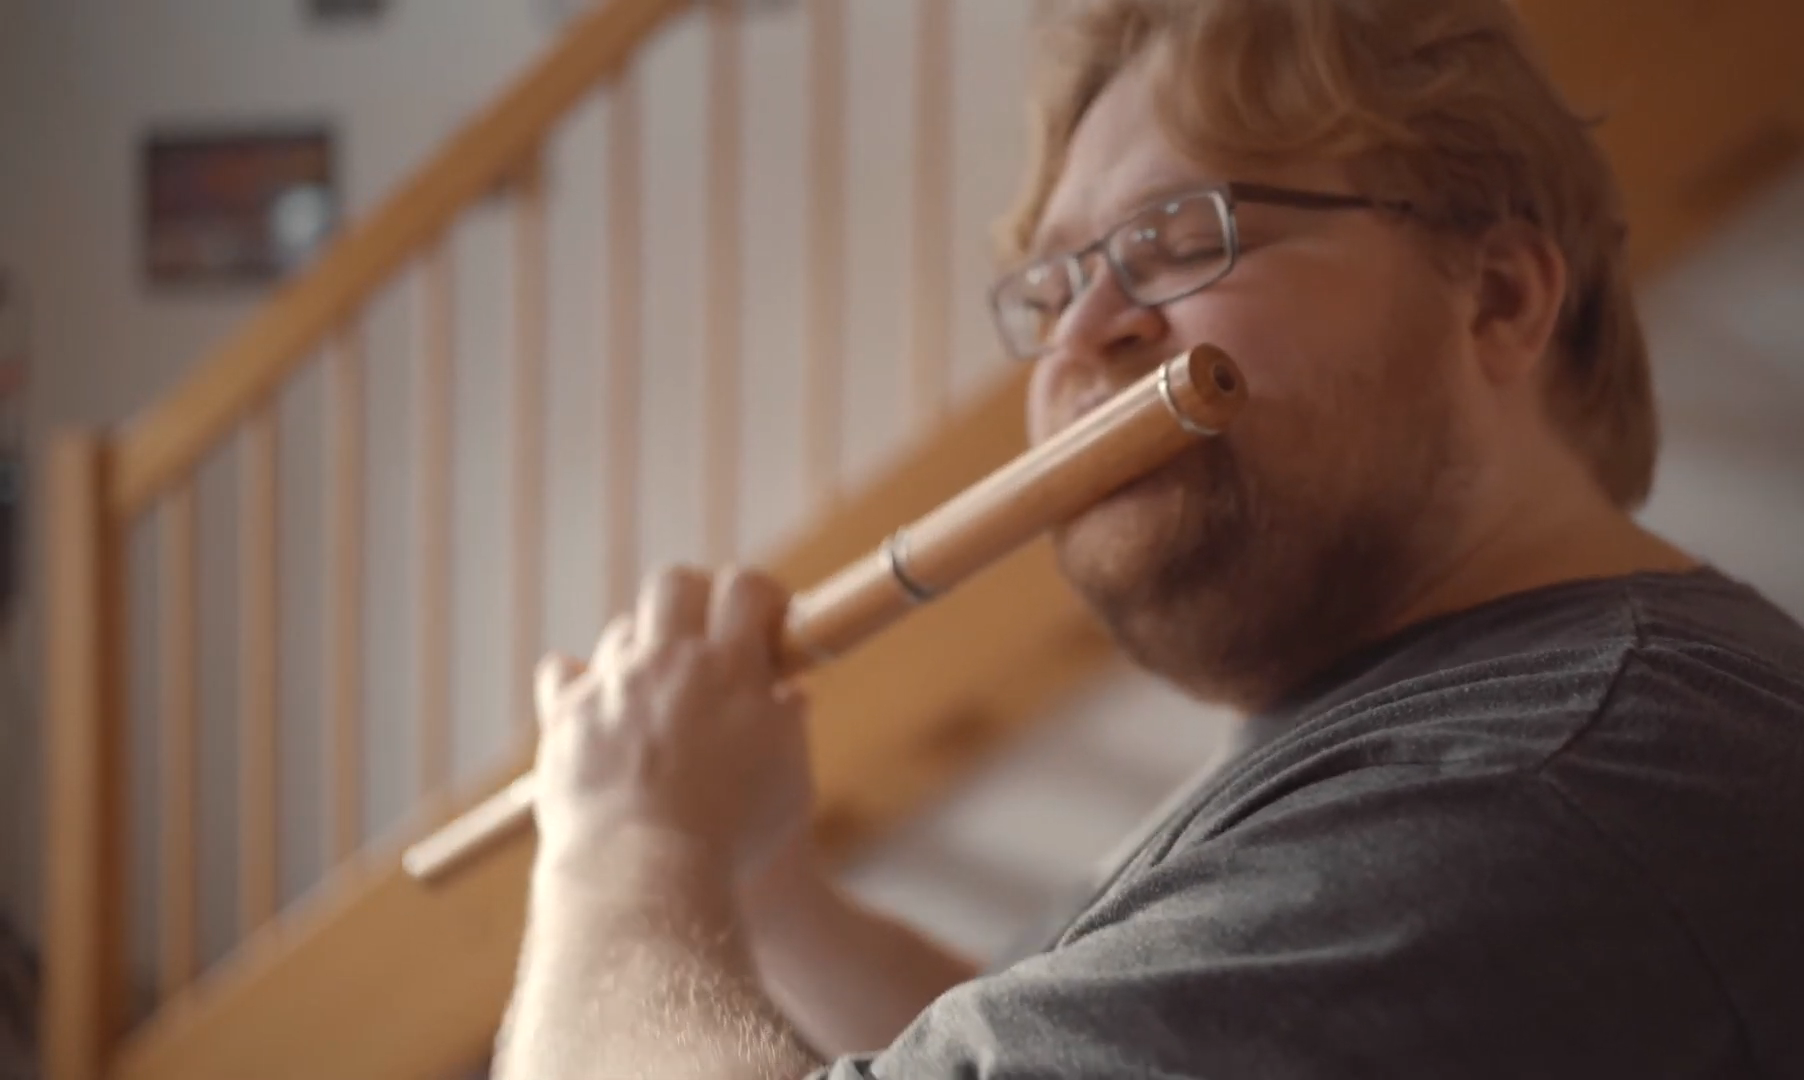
[140,124,340,288]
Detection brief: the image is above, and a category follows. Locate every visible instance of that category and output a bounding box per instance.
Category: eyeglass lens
[992,191,1232,358]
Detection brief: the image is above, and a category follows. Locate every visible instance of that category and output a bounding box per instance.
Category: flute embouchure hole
[1212,364,1238,394]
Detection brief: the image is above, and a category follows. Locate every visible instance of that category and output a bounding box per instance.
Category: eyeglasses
[988,181,1418,361]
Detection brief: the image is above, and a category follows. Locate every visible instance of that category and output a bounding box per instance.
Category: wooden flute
[402,344,1248,884]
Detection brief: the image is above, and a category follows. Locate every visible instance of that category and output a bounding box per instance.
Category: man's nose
[1041,267,1166,378]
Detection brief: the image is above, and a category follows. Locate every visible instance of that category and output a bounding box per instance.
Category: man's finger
[636,564,712,657]
[533,652,583,730]
[710,567,789,673]
[590,613,635,676]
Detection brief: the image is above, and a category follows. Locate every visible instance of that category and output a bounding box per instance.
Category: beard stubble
[1052,330,1470,713]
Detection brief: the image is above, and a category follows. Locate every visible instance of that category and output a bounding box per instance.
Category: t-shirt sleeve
[806,765,1742,1079]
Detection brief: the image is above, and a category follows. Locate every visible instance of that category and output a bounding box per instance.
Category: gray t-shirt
[815,568,1804,1078]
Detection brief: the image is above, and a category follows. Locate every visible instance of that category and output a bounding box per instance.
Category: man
[494,0,1804,1076]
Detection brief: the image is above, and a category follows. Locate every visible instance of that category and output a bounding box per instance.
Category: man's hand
[530,565,815,889]
[495,566,823,1080]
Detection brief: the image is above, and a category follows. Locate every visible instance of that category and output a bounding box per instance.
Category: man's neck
[1380,476,1699,645]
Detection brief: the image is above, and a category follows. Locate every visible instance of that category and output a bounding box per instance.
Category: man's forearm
[748,859,979,1056]
[495,835,823,1080]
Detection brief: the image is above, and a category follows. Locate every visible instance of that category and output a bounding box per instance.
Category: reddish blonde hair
[1005,0,1655,507]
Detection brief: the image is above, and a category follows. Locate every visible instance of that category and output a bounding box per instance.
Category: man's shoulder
[1572,568,1804,759]
[1293,568,1801,759]
[942,572,1804,1080]
[1608,569,1804,729]
[1173,568,1804,849]
[1416,565,1804,782]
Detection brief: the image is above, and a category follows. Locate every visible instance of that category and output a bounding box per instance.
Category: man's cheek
[1164,299,1308,396]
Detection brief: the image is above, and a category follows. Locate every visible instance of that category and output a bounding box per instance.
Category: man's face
[1024,59,1482,708]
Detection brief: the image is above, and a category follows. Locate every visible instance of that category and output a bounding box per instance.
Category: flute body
[403,344,1247,884]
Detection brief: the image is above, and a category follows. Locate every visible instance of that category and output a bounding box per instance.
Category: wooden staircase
[38,0,1804,1078]
[42,1,1122,1075]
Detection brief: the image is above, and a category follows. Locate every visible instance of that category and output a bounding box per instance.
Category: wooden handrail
[43,434,130,1080]
[511,157,550,739]
[704,2,744,564]
[107,0,695,522]
[805,0,847,501]
[327,322,367,863]
[910,0,954,423]
[157,484,199,999]
[240,407,281,932]
[605,67,645,613]
[416,243,455,805]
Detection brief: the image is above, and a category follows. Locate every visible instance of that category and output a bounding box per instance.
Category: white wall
[0,0,1041,981]
[1637,168,1804,620]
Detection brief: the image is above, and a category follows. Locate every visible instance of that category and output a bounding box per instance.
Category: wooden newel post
[42,432,129,1080]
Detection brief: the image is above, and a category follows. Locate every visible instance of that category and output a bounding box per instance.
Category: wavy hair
[1004,0,1655,507]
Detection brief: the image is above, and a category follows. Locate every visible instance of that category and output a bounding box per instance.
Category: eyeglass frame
[987,180,1421,361]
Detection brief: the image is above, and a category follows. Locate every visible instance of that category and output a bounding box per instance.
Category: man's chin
[1051,459,1248,625]
[1053,492,1183,603]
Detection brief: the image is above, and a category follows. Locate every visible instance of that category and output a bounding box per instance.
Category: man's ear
[1469,222,1567,387]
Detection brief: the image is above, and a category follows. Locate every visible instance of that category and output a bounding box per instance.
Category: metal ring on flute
[882,531,940,604]
[1160,358,1221,438]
